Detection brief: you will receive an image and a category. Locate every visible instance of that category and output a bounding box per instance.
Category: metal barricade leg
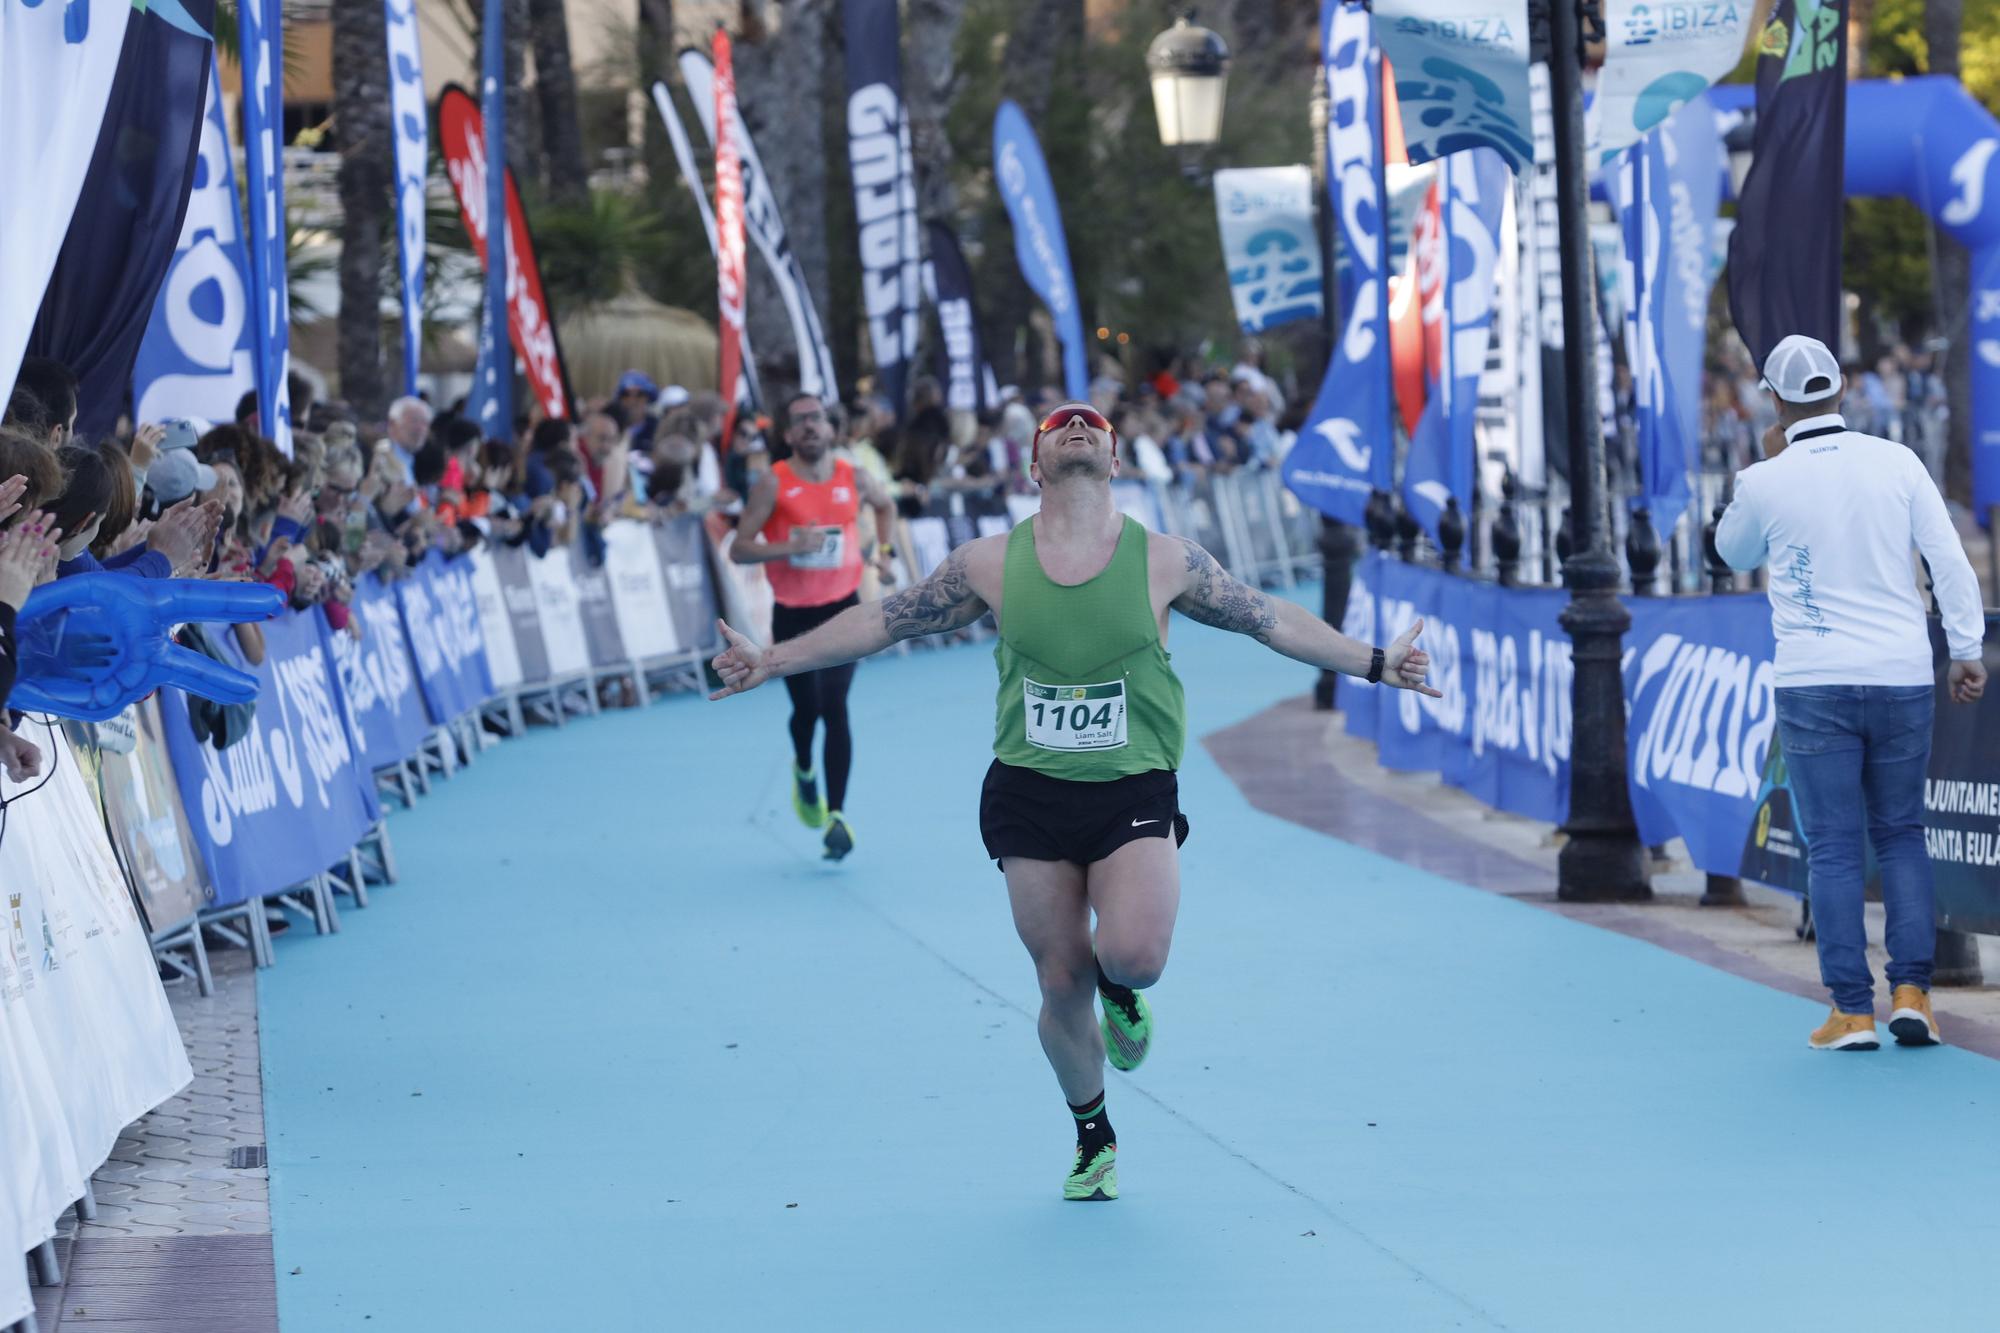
[75,1180,97,1224]
[29,1239,59,1286]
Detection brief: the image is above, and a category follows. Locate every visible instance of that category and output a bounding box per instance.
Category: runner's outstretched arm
[1167,537,1440,697]
[709,547,989,700]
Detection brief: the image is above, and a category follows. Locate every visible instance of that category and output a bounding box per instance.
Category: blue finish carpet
[260,602,2000,1331]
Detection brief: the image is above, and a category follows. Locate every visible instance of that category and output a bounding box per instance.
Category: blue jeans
[1775,685,1936,1014]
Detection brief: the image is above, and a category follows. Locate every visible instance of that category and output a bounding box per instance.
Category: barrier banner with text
[569,539,631,671]
[334,572,431,768]
[489,544,553,687]
[603,521,682,660]
[653,517,721,658]
[396,552,494,723]
[468,547,525,692]
[160,609,380,906]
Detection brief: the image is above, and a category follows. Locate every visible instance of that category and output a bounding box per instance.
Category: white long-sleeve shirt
[1715,413,1984,687]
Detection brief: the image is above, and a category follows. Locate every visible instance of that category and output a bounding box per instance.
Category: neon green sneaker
[1100,986,1152,1071]
[1064,1142,1118,1201]
[822,812,855,862]
[791,766,828,829]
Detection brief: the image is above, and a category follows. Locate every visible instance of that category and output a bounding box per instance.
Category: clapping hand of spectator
[0,474,28,527]
[0,511,60,611]
[107,518,153,559]
[129,422,166,475]
[276,488,313,527]
[149,497,224,578]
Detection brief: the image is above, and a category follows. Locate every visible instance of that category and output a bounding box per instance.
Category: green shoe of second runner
[1064,1142,1118,1201]
[791,766,828,829]
[1100,987,1152,1071]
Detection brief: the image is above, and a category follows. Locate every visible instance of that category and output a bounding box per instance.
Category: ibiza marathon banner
[1371,0,1533,173]
[1288,0,1393,526]
[843,0,925,414]
[679,50,841,403]
[1596,0,1749,164]
[1212,166,1323,335]
[0,0,132,411]
[384,0,428,397]
[924,219,997,415]
[133,50,257,427]
[993,100,1090,402]
[239,0,294,455]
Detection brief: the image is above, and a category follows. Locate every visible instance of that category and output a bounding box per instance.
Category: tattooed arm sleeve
[1168,537,1376,675]
[879,547,989,641]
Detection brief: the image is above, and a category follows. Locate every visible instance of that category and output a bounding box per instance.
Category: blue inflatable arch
[1710,76,2000,510]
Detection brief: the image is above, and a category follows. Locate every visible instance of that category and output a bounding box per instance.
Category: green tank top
[993,515,1186,780]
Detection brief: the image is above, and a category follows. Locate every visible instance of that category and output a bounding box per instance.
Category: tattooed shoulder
[1170,538,1277,643]
[881,546,988,641]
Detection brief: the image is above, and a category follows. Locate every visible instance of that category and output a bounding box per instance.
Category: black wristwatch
[1365,647,1386,684]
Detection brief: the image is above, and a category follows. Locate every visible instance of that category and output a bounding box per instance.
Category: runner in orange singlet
[731,392,898,860]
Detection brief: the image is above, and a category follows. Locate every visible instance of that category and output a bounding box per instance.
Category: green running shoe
[1064,1142,1118,1201]
[1100,986,1152,1071]
[791,766,828,829]
[822,812,855,862]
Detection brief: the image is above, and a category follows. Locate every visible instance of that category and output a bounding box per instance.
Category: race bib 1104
[1024,678,1127,751]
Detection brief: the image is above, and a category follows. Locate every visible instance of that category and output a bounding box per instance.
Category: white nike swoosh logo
[1130,818,1159,828]
[783,488,804,497]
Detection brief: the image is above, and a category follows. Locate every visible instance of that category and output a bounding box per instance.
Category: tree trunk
[978,0,1086,388]
[497,0,538,198]
[904,0,964,226]
[1927,0,1972,503]
[734,0,835,393]
[528,0,589,204]
[332,0,391,419]
[1846,0,1875,78]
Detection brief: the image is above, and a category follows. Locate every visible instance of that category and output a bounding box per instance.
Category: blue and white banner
[239,0,293,455]
[993,99,1089,401]
[0,0,134,413]
[385,0,427,397]
[1403,148,1510,541]
[1288,1,1393,525]
[1595,0,1749,164]
[330,573,431,768]
[1372,0,1534,173]
[161,610,380,907]
[133,51,257,428]
[29,0,216,440]
[1617,96,1718,535]
[1212,166,1323,334]
[1343,552,1781,885]
[466,0,512,439]
[679,49,841,403]
[396,553,493,724]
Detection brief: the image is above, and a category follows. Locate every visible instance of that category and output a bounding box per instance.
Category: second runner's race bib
[789,525,846,570]
[1024,678,1127,751]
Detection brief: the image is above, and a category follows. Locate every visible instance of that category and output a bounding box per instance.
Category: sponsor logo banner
[385,0,428,395]
[843,0,925,412]
[1372,0,1534,172]
[993,99,1089,401]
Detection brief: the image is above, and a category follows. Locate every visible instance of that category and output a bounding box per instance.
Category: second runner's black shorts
[979,759,1189,869]
[770,591,860,643]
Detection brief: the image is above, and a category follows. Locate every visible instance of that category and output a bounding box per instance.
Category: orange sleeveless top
[760,458,863,607]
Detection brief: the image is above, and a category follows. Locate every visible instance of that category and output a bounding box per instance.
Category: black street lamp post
[1542,0,1649,902]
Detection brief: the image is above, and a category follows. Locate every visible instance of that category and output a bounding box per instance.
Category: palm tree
[528,0,589,204]
[906,0,966,226]
[332,0,391,418]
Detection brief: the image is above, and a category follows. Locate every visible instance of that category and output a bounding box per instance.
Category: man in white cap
[1717,333,1987,1051]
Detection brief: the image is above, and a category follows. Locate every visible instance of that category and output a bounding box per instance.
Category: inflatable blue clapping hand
[9,574,285,722]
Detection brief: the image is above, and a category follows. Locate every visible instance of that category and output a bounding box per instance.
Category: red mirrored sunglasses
[1032,405,1117,462]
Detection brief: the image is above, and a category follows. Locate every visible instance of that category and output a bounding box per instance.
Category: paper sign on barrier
[568,539,630,670]
[468,547,525,691]
[526,545,591,679]
[604,521,681,660]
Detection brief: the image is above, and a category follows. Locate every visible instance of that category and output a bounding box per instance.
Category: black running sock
[1069,1092,1115,1159]
[1095,958,1141,1018]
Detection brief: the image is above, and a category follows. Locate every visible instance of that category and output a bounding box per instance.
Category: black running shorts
[771,592,860,642]
[979,759,1188,870]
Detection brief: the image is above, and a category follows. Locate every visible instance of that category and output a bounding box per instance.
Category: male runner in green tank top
[708,403,1439,1201]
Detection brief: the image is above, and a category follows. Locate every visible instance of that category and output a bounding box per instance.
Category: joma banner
[439,84,572,422]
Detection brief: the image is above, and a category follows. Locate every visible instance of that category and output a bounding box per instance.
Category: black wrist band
[1366,647,1385,684]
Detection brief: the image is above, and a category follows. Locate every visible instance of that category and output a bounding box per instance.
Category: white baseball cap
[1760,335,1843,404]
